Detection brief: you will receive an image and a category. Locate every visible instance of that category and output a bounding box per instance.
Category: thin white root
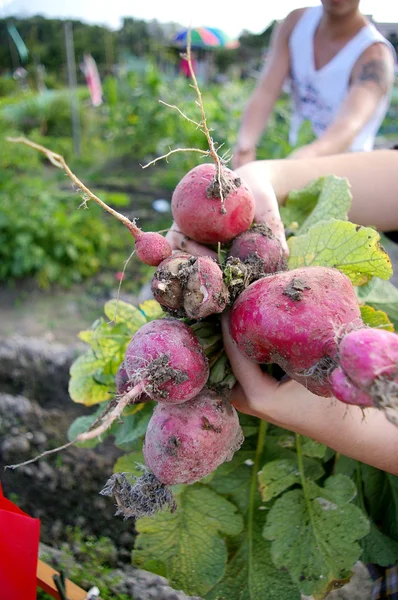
[6,136,142,237]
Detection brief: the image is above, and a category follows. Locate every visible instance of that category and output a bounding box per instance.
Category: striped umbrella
[172,26,239,49]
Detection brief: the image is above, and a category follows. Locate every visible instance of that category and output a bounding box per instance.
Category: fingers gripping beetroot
[171,163,255,244]
[151,252,229,319]
[229,266,362,394]
[143,387,244,485]
[331,328,398,421]
[123,318,209,404]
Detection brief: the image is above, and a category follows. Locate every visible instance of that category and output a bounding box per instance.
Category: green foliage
[134,485,244,596]
[0,171,115,286]
[281,175,352,234]
[288,220,393,285]
[357,278,398,330]
[39,527,130,600]
[69,299,163,405]
[263,473,369,597]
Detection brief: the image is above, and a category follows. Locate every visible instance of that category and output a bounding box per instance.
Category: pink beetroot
[228,223,287,276]
[171,163,255,244]
[123,318,209,403]
[229,267,362,392]
[331,328,398,419]
[134,231,172,267]
[143,387,244,485]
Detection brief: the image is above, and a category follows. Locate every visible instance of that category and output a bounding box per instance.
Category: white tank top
[288,6,395,151]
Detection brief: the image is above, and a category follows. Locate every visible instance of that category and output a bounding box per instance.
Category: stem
[5,382,145,470]
[186,35,226,212]
[248,420,268,577]
[296,433,336,570]
[6,136,142,239]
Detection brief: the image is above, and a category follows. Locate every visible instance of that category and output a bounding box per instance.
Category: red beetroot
[151,252,229,319]
[229,267,362,389]
[143,387,244,485]
[123,318,209,404]
[171,163,255,244]
[228,224,287,276]
[134,231,172,267]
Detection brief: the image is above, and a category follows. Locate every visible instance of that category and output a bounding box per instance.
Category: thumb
[221,311,278,400]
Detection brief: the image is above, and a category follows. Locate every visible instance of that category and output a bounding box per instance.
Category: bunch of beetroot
[103,159,397,519]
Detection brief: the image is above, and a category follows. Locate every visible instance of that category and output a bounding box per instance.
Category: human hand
[166,160,288,257]
[165,222,218,259]
[231,146,256,170]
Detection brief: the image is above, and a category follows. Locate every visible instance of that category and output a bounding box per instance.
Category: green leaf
[67,403,112,448]
[133,485,244,597]
[139,299,164,320]
[360,465,398,540]
[113,451,145,477]
[300,437,327,459]
[361,521,398,566]
[263,475,370,597]
[288,220,393,285]
[258,458,324,502]
[104,299,147,331]
[280,177,324,229]
[281,176,351,235]
[113,404,154,450]
[69,350,113,405]
[206,428,301,600]
[357,278,398,330]
[360,304,394,331]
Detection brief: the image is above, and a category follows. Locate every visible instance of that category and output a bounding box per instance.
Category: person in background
[232,0,396,168]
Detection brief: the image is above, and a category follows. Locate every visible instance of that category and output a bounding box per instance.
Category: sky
[1,0,398,38]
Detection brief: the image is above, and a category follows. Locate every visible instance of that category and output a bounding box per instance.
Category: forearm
[259,381,398,475]
[261,150,398,232]
[236,88,277,151]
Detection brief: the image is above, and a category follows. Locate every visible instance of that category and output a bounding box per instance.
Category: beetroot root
[151,252,229,319]
[331,328,398,419]
[230,266,361,371]
[143,387,244,485]
[171,163,255,244]
[124,318,209,403]
[134,231,172,267]
[229,267,362,395]
[228,223,287,276]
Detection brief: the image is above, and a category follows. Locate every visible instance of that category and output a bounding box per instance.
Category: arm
[222,314,398,476]
[289,43,395,159]
[232,10,304,169]
[237,149,398,232]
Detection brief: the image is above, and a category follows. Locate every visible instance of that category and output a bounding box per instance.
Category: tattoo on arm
[356,59,391,92]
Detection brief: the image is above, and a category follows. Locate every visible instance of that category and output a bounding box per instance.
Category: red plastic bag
[0,483,40,600]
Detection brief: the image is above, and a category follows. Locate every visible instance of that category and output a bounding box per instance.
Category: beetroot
[171,163,255,244]
[143,387,244,485]
[151,252,229,319]
[329,367,374,407]
[331,328,398,417]
[228,223,287,276]
[229,267,362,393]
[135,231,172,266]
[123,318,209,404]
